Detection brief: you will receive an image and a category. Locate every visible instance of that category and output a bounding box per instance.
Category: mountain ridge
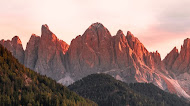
[1,22,190,99]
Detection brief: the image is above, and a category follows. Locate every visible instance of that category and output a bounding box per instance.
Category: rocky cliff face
[65,23,159,82]
[2,25,69,81]
[24,34,40,70]
[65,23,115,79]
[0,36,24,64]
[163,38,190,95]
[163,39,190,75]
[172,38,190,74]
[26,25,69,80]
[163,47,179,71]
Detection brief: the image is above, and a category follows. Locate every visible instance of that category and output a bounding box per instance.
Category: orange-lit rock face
[65,23,114,79]
[24,25,69,80]
[163,38,190,74]
[172,38,190,74]
[65,23,163,83]
[0,36,24,64]
[33,25,69,80]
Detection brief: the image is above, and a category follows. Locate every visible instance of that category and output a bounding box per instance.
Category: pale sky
[0,0,190,59]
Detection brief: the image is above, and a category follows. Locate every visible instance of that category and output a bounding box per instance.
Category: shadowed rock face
[163,47,179,70]
[24,34,40,70]
[0,36,24,64]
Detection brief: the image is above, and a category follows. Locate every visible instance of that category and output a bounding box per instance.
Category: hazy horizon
[0,0,190,59]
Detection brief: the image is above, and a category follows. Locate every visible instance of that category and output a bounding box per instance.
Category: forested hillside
[0,44,97,106]
[69,74,189,106]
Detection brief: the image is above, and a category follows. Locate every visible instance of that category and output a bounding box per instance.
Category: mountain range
[1,22,190,99]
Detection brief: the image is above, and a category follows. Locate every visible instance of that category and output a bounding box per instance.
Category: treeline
[129,83,188,106]
[69,74,189,106]
[0,44,97,106]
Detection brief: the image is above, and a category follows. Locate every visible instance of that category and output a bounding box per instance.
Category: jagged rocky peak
[150,51,161,58]
[183,38,190,48]
[165,47,179,60]
[126,31,149,63]
[179,38,190,58]
[41,24,57,41]
[11,36,24,49]
[150,51,161,65]
[31,33,39,37]
[115,30,126,40]
[169,47,179,58]
[42,24,49,31]
[0,39,11,46]
[184,38,190,44]
[12,36,22,45]
[116,29,122,34]
[126,31,141,49]
[163,39,190,96]
[11,36,24,64]
[114,29,128,48]
[86,22,110,33]
[163,47,179,70]
[116,29,125,37]
[0,36,24,64]
[32,24,69,80]
[29,34,41,43]
[162,38,190,76]
[126,31,140,44]
[83,22,111,41]
[24,34,40,70]
[89,22,104,29]
[172,47,179,53]
[42,24,50,34]
[127,31,134,38]
[0,36,23,51]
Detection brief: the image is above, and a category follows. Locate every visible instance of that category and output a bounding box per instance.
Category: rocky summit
[1,23,190,99]
[0,36,24,64]
[24,24,69,80]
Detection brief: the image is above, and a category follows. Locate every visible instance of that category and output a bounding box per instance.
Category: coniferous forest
[0,44,97,106]
[69,74,189,106]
